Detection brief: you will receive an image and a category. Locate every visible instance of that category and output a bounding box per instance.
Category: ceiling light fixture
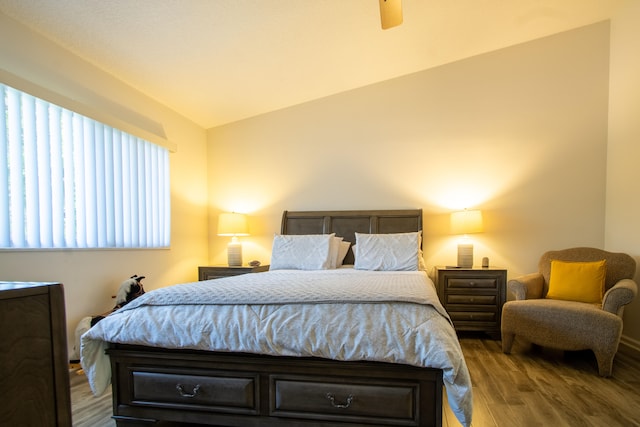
[379,0,403,30]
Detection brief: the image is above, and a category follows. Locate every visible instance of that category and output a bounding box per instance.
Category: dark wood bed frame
[107,209,444,427]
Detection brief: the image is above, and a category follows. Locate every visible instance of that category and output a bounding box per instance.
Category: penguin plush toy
[89,274,145,327]
[114,274,146,309]
[73,274,146,361]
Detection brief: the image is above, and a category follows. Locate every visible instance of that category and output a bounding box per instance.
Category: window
[0,83,170,249]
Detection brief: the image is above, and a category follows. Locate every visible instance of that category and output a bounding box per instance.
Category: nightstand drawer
[447,277,497,289]
[449,311,497,322]
[198,265,269,281]
[447,294,496,305]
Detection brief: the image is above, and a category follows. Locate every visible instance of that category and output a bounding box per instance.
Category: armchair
[501,247,637,376]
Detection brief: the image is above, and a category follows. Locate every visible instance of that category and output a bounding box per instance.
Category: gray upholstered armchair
[501,247,637,376]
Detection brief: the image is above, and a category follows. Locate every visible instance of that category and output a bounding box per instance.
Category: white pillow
[354,232,420,271]
[337,240,351,266]
[418,234,427,271]
[328,236,343,269]
[270,233,334,270]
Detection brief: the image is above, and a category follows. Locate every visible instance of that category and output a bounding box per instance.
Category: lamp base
[227,240,243,267]
[457,243,473,268]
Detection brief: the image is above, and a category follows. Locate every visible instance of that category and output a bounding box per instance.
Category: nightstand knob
[469,281,477,286]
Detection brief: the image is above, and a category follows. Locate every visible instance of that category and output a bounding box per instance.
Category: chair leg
[502,331,515,354]
[594,350,614,377]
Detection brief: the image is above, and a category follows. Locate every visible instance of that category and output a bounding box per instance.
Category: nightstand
[198,265,269,281]
[434,266,507,339]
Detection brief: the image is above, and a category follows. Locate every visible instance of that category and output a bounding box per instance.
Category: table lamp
[450,209,483,268]
[217,213,249,267]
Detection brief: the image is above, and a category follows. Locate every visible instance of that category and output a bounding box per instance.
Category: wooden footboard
[107,344,443,427]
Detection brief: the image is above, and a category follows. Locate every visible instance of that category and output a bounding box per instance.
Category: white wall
[0,13,209,358]
[207,22,610,284]
[606,0,640,345]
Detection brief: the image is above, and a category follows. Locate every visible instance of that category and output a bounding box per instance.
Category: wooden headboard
[281,209,422,265]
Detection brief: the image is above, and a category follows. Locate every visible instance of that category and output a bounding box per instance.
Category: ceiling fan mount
[379,0,403,29]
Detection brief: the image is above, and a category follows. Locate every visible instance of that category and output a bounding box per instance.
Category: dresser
[198,265,269,281]
[434,267,507,339]
[0,282,72,426]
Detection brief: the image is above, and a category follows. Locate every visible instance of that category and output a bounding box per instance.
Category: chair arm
[507,272,545,300]
[602,279,638,316]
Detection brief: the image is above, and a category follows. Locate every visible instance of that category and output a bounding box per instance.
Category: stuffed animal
[90,274,145,326]
[114,274,146,309]
[72,274,146,361]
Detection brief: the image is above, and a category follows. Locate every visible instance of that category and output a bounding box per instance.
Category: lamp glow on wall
[217,213,249,267]
[450,209,484,268]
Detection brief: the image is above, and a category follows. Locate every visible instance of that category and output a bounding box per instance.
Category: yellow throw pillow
[546,259,606,303]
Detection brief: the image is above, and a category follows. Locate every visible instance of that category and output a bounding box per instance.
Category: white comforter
[81,268,473,426]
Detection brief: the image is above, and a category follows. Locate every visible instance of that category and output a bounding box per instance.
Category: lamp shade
[450,210,484,235]
[217,213,249,236]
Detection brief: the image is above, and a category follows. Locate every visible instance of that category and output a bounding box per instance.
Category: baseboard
[619,335,640,359]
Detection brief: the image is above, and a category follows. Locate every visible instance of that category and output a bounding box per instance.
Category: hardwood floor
[71,337,640,427]
[444,335,640,427]
[69,365,114,427]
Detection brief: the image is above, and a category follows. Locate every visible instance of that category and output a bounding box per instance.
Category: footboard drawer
[108,345,443,426]
[271,376,418,425]
[131,370,257,413]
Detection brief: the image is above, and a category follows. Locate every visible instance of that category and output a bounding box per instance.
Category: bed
[81,209,472,427]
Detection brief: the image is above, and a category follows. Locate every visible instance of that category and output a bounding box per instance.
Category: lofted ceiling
[0,0,626,129]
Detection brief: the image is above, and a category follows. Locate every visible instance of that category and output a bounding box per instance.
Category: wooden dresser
[0,282,72,426]
[434,267,507,339]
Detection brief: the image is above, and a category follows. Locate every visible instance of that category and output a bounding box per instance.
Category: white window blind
[0,83,170,249]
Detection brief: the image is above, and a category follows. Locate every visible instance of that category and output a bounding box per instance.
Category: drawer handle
[468,281,477,286]
[176,384,201,398]
[325,393,354,409]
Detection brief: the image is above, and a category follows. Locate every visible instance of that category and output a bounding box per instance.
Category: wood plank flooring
[69,365,113,427]
[70,336,640,427]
